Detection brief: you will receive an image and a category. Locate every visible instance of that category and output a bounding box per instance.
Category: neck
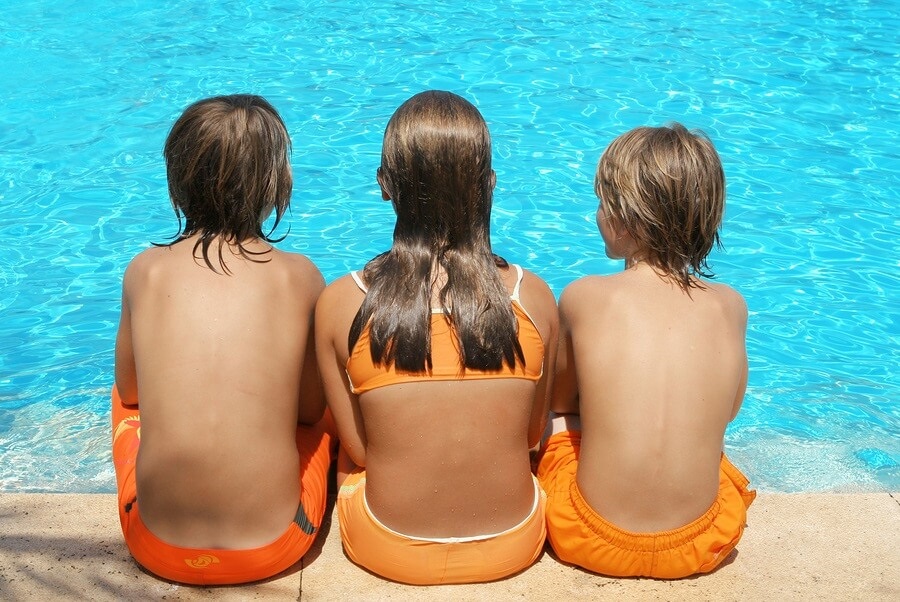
[624,255,649,270]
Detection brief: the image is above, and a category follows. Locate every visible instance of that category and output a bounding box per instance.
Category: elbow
[114,380,139,408]
[346,443,366,468]
[527,420,545,450]
[297,401,326,426]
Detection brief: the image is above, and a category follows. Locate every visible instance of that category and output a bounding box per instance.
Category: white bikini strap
[510,264,524,301]
[350,270,368,293]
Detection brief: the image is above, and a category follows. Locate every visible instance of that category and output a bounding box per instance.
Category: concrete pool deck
[0,493,897,600]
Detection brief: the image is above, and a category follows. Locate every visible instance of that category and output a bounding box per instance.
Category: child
[112,94,331,585]
[315,90,558,584]
[537,123,755,579]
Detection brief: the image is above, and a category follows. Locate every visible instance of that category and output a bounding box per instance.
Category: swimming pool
[1,0,897,493]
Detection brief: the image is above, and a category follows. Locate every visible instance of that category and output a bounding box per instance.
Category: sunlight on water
[1,0,897,492]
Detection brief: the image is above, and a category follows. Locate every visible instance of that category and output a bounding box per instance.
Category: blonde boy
[538,123,755,579]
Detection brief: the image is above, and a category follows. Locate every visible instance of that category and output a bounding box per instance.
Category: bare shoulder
[124,245,167,271]
[319,272,363,303]
[273,250,325,303]
[558,275,615,318]
[705,281,748,321]
[561,274,611,296]
[515,267,558,322]
[272,249,325,290]
[121,246,170,290]
[315,273,366,348]
[518,267,555,303]
[316,273,366,320]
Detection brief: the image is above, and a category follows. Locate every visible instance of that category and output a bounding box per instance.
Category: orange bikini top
[345,264,545,395]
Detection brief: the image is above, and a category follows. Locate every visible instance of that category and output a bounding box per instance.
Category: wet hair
[595,122,725,288]
[348,90,524,373]
[160,94,292,272]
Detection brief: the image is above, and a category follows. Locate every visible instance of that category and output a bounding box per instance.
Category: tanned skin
[115,236,325,548]
[549,199,748,532]
[317,260,557,538]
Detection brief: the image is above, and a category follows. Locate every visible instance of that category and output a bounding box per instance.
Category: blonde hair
[595,123,725,288]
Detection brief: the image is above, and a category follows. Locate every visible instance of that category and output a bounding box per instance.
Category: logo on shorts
[184,554,220,569]
[113,417,141,443]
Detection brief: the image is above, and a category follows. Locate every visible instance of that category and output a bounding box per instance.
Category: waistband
[125,501,310,584]
[568,459,739,552]
[363,476,543,543]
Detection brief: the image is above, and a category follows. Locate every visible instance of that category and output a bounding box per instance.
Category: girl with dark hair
[316,90,558,584]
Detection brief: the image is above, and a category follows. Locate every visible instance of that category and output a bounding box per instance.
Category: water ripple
[1,0,897,492]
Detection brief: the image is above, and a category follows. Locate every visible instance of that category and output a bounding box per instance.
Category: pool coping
[1,492,897,600]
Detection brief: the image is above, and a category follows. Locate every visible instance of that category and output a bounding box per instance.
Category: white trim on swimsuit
[350,269,367,292]
[361,476,542,543]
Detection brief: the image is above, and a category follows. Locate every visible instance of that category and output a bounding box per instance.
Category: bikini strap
[350,270,368,293]
[510,264,524,301]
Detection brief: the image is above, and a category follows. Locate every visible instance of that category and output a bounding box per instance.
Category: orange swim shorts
[336,469,547,585]
[111,386,333,585]
[536,430,756,579]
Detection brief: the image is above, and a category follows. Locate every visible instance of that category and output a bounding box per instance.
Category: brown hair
[160,94,292,272]
[595,122,725,288]
[349,90,524,372]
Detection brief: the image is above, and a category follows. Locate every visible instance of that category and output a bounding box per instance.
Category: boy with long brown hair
[112,94,331,584]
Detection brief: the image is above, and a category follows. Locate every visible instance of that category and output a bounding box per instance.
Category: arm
[315,279,368,467]
[298,268,327,425]
[114,264,139,407]
[523,272,559,448]
[731,358,748,421]
[549,286,580,416]
[298,319,326,425]
[730,293,750,421]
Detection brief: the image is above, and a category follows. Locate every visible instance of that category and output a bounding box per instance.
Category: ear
[376,168,391,200]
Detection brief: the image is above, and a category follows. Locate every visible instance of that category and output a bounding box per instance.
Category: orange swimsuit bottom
[337,265,547,584]
[537,430,756,579]
[338,470,547,585]
[111,386,332,585]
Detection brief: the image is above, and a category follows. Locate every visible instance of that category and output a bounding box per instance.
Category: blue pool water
[1,1,897,493]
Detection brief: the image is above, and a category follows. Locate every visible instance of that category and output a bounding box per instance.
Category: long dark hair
[160,94,292,273]
[348,91,524,372]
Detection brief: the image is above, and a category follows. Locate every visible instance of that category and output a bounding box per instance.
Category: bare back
[317,265,558,537]
[556,263,748,532]
[115,236,325,548]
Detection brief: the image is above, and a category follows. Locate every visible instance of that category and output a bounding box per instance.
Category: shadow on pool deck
[0,492,897,601]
